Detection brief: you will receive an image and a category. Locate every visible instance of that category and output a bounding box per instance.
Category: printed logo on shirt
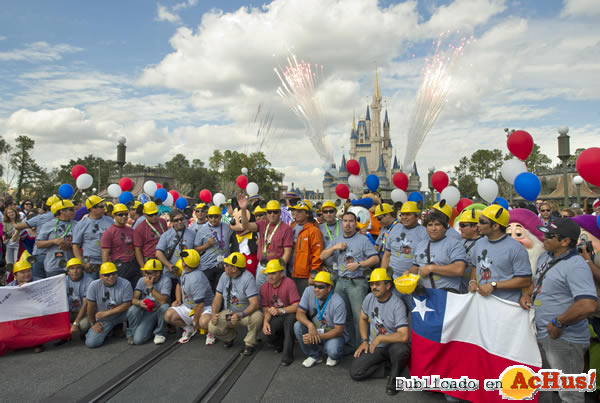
[477,249,493,281]
[371,306,388,336]
[270,294,284,308]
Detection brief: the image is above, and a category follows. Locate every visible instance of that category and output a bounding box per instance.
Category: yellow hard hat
[143,201,159,215]
[181,249,200,269]
[46,195,60,206]
[223,252,246,268]
[112,203,129,215]
[264,259,284,273]
[13,260,32,274]
[207,206,221,216]
[142,258,163,271]
[374,203,394,217]
[85,195,104,210]
[195,203,206,211]
[400,201,420,214]
[321,201,337,211]
[51,199,75,215]
[66,258,83,268]
[99,262,118,275]
[266,200,281,211]
[432,201,452,219]
[394,273,420,294]
[313,271,333,286]
[369,268,392,282]
[130,201,142,210]
[175,259,184,276]
[253,205,266,215]
[105,201,114,213]
[293,200,313,212]
[459,208,481,224]
[481,204,509,227]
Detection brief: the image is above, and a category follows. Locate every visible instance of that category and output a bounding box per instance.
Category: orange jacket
[290,221,323,278]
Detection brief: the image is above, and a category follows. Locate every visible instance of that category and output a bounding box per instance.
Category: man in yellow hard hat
[350,268,410,395]
[319,201,340,271]
[294,271,347,368]
[36,200,77,278]
[373,203,400,259]
[133,201,168,269]
[290,200,323,296]
[432,200,461,240]
[7,259,38,286]
[101,203,139,289]
[189,203,208,233]
[85,262,133,348]
[458,208,482,292]
[65,258,92,336]
[252,205,266,222]
[129,201,144,230]
[260,259,300,366]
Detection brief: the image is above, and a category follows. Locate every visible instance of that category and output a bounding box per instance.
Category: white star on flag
[412,298,434,320]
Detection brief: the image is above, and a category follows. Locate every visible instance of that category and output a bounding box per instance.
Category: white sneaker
[178,325,197,344]
[205,332,216,345]
[302,356,323,368]
[153,335,166,345]
[326,357,338,367]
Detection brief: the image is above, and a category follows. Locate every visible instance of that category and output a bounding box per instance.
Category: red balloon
[119,177,133,191]
[156,183,162,189]
[236,175,248,190]
[392,172,409,191]
[431,171,449,193]
[576,147,600,186]
[71,164,86,179]
[168,190,179,201]
[507,130,534,160]
[346,159,360,176]
[199,189,212,203]
[456,198,473,213]
[335,184,349,199]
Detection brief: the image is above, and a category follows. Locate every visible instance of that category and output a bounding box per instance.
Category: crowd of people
[1,191,599,401]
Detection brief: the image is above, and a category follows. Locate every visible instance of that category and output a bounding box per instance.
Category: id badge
[317,328,325,335]
[217,255,224,263]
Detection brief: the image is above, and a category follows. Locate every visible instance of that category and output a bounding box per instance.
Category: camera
[577,240,594,255]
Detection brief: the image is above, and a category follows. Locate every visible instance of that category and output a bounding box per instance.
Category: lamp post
[557,127,570,208]
[428,167,435,204]
[572,175,583,207]
[116,136,127,179]
[504,128,516,204]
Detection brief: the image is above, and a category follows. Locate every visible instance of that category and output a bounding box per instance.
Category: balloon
[164,193,174,207]
[391,189,407,203]
[365,174,379,192]
[576,147,600,186]
[431,171,449,193]
[71,164,86,179]
[335,184,349,199]
[143,181,157,195]
[514,172,541,201]
[597,215,600,232]
[501,159,528,185]
[168,190,179,202]
[346,159,360,176]
[138,193,149,204]
[119,177,133,191]
[175,197,188,210]
[241,167,248,175]
[348,175,363,188]
[156,183,163,189]
[58,184,74,199]
[107,184,122,198]
[119,191,134,204]
[76,173,93,190]
[392,172,409,191]
[213,192,226,207]
[507,130,534,160]
[464,203,487,212]
[477,179,498,204]
[440,186,460,207]
[236,175,248,190]
[246,182,259,196]
[154,188,168,202]
[408,192,423,202]
[349,193,358,200]
[456,198,473,213]
[493,197,509,210]
[199,189,212,203]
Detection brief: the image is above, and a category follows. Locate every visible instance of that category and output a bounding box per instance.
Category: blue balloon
[58,183,74,199]
[597,214,600,232]
[365,174,380,192]
[119,191,134,204]
[175,197,188,210]
[137,193,149,204]
[408,192,423,202]
[514,172,541,201]
[493,197,509,210]
[154,188,168,202]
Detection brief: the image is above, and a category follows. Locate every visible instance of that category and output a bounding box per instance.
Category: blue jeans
[126,304,169,344]
[31,255,46,279]
[85,312,127,348]
[293,321,344,360]
[334,277,368,349]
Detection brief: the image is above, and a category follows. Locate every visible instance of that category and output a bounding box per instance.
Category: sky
[1,0,599,193]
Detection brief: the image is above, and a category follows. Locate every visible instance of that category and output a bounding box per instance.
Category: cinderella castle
[322,72,421,200]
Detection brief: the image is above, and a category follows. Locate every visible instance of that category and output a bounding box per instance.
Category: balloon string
[72,189,79,200]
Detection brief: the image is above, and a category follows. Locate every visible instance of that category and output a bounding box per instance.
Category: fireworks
[403,32,473,171]
[274,54,333,164]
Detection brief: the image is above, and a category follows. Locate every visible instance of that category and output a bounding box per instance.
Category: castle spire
[352,110,356,130]
[374,68,381,102]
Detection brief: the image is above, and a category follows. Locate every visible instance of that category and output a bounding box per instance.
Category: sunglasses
[255,213,266,218]
[540,209,551,212]
[115,213,128,217]
[322,209,336,214]
[316,213,323,217]
[267,210,280,215]
[195,210,205,213]
[560,215,570,218]
[459,222,477,228]
[24,203,32,206]
[478,219,491,225]
[64,208,75,212]
[314,284,329,290]
[93,204,105,209]
[172,217,185,223]
[102,272,117,278]
[208,215,221,219]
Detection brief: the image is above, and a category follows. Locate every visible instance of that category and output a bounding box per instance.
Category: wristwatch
[73,321,79,327]
[491,281,497,290]
[361,338,369,344]
[280,308,286,315]
[553,318,567,328]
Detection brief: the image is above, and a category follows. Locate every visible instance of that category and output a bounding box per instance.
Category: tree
[524,144,552,174]
[56,155,119,192]
[10,135,43,201]
[0,136,11,178]
[468,149,504,180]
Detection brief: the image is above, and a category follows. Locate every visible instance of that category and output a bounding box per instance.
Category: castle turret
[337,155,349,180]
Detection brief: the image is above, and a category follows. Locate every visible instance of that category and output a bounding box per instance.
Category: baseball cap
[537,218,580,241]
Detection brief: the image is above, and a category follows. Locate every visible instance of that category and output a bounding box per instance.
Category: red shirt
[256,220,293,262]
[260,276,300,308]
[101,224,135,262]
[133,218,168,258]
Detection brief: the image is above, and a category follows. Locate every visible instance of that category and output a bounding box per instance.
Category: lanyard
[53,219,72,238]
[325,221,340,240]
[463,237,480,254]
[210,223,224,250]
[145,217,165,237]
[532,249,578,303]
[262,222,281,256]
[315,290,333,321]
[381,220,398,249]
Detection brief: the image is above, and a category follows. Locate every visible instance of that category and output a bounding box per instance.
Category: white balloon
[391,189,407,203]
[501,159,527,185]
[349,193,358,200]
[213,192,226,207]
[440,186,460,207]
[107,184,122,198]
[164,193,174,207]
[348,174,363,189]
[143,181,157,195]
[241,167,248,174]
[76,173,93,190]
[477,179,498,203]
[246,182,259,196]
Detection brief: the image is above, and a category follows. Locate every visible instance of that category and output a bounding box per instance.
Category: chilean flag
[0,275,71,356]
[410,289,542,402]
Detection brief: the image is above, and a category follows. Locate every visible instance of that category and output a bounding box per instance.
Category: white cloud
[561,0,600,18]
[157,4,181,24]
[0,35,6,41]
[0,41,82,62]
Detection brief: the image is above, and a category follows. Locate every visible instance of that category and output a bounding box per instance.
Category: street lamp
[557,126,570,207]
[504,128,516,204]
[116,136,127,179]
[572,175,583,207]
[428,167,435,204]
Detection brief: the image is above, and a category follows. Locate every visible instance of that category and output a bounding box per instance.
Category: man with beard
[101,203,139,288]
[194,206,233,288]
[134,202,168,268]
[36,200,77,278]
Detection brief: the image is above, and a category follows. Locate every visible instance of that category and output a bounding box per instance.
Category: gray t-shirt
[299,286,348,341]
[132,216,144,230]
[319,221,340,269]
[188,221,206,234]
[195,222,233,270]
[461,238,481,292]
[86,277,133,313]
[66,275,92,313]
[470,235,532,303]
[533,250,598,343]
[413,236,468,292]
[386,224,428,278]
[26,211,54,255]
[156,227,197,279]
[216,270,258,313]
[331,232,378,279]
[180,269,214,309]
[72,216,114,264]
[446,226,462,240]
[361,292,408,347]
[37,219,77,274]
[135,274,172,302]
